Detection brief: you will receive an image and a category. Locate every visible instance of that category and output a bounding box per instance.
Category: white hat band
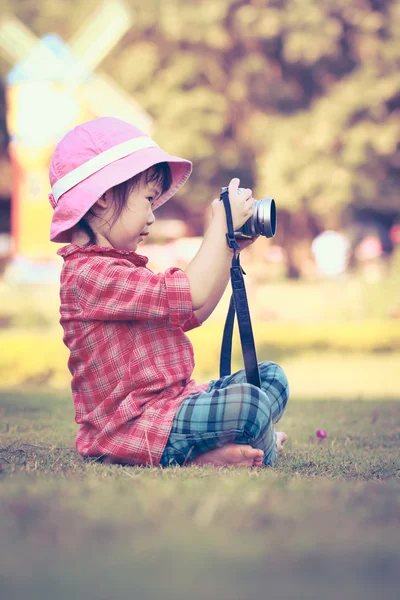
[52,136,159,204]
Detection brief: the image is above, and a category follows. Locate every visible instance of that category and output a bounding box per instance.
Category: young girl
[49,116,289,468]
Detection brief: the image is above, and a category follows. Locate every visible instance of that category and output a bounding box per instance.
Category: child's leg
[206,361,289,464]
[208,361,289,425]
[160,361,289,467]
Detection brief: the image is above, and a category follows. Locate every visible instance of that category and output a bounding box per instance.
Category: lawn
[0,387,399,600]
[1,271,399,599]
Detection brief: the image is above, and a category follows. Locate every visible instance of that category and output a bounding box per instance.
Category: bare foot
[188,444,264,468]
[276,431,288,452]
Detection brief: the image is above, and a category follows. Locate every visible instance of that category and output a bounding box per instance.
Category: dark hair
[78,162,172,246]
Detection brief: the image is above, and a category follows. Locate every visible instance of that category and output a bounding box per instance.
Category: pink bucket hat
[48,117,192,243]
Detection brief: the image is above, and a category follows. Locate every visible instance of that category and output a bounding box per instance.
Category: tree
[1,0,398,238]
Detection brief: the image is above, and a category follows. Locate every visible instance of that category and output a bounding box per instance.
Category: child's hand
[228,177,254,230]
[211,178,254,231]
[236,235,259,252]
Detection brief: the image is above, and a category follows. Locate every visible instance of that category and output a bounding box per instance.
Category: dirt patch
[0,442,79,477]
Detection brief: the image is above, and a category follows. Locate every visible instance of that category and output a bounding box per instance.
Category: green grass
[2,257,399,598]
[1,388,399,600]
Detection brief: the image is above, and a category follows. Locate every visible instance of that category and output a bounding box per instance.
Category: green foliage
[0,0,399,219]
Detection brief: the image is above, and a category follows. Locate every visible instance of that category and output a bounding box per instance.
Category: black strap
[219,188,261,388]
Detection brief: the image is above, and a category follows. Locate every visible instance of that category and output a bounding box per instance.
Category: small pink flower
[316,429,327,439]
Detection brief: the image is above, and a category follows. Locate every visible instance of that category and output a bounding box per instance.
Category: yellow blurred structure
[0,1,151,261]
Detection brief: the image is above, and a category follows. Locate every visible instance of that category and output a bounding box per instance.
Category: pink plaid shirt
[57,244,208,466]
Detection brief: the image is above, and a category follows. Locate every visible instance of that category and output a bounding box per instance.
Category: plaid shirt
[57,244,208,466]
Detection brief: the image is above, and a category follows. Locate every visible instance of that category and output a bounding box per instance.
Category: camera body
[220,186,277,239]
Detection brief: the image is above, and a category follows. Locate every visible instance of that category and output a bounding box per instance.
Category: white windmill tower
[0,0,152,264]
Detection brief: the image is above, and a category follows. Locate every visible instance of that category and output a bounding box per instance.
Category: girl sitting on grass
[48,117,289,468]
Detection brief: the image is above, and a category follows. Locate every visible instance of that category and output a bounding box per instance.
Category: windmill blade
[68,0,133,72]
[0,17,39,65]
[82,71,152,133]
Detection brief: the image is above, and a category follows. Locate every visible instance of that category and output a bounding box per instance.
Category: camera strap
[219,187,261,388]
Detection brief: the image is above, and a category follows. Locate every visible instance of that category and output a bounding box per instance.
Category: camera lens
[258,198,276,237]
[240,198,276,238]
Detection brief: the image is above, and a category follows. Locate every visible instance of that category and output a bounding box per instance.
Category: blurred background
[0,0,399,400]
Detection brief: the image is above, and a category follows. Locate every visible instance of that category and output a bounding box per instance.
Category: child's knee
[232,383,272,441]
[259,361,290,407]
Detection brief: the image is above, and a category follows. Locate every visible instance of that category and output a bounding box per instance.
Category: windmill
[0,0,152,262]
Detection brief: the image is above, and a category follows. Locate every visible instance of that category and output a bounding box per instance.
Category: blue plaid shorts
[160,361,289,467]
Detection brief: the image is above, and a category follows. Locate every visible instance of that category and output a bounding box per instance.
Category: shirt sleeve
[76,258,194,326]
[181,312,203,332]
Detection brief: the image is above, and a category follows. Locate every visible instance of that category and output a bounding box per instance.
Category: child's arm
[192,254,232,323]
[192,235,257,323]
[184,178,254,313]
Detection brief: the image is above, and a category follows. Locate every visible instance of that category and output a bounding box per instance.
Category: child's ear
[95,192,112,210]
